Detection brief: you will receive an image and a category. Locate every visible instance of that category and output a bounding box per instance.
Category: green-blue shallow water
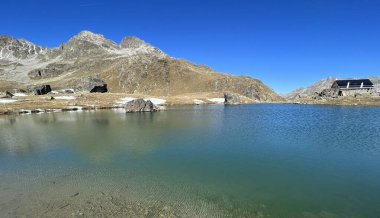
[1,104,380,217]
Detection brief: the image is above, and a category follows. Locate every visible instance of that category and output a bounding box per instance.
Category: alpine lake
[1,104,380,217]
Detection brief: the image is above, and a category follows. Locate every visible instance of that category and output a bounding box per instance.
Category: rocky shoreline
[1,92,379,116]
[0,91,256,116]
[286,96,380,106]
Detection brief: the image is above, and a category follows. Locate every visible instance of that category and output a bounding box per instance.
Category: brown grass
[0,92,257,115]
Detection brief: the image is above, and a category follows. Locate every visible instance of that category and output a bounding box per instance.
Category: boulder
[27,85,52,95]
[5,91,14,98]
[75,77,108,93]
[317,88,339,98]
[90,85,108,93]
[125,99,158,112]
[0,91,14,98]
[224,92,241,105]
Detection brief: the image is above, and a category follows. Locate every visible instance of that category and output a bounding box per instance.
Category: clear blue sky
[2,0,380,93]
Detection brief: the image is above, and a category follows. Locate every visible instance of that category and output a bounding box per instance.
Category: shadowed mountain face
[0,30,281,101]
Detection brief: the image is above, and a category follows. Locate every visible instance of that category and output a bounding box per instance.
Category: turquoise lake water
[1,104,380,217]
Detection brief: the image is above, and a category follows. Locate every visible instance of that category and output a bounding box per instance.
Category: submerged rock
[75,76,108,93]
[125,99,158,112]
[27,85,52,95]
[224,92,241,105]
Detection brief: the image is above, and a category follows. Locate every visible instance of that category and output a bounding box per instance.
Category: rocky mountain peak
[57,31,168,59]
[120,36,150,49]
[0,35,14,45]
[119,36,168,59]
[71,30,109,44]
[61,30,119,58]
[0,35,47,61]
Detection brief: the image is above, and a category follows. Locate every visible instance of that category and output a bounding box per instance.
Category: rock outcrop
[224,92,241,105]
[0,35,50,61]
[27,85,52,95]
[28,63,68,79]
[75,77,108,93]
[285,77,338,100]
[315,88,339,98]
[120,36,149,49]
[125,99,158,112]
[60,30,120,58]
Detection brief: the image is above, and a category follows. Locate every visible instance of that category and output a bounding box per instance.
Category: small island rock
[125,99,158,112]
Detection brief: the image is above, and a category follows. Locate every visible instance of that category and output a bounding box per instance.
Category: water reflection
[1,105,380,159]
[0,107,225,160]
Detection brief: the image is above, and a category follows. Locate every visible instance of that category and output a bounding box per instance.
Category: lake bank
[0,92,259,115]
[287,96,380,106]
[1,92,380,116]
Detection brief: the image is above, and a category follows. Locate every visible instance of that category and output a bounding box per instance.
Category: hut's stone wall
[339,88,379,97]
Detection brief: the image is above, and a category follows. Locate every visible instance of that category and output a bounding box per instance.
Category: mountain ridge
[0,30,281,101]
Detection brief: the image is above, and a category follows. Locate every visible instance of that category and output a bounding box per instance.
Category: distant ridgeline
[0,31,282,102]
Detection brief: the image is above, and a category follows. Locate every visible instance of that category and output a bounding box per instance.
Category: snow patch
[116,97,136,104]
[193,99,205,105]
[116,97,166,105]
[51,89,75,94]
[208,98,225,104]
[13,93,27,97]
[0,99,17,103]
[145,98,166,105]
[55,96,76,100]
[111,46,167,59]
